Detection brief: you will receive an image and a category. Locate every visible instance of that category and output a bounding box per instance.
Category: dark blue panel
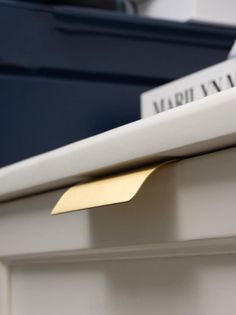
[1,0,236,166]
[0,1,236,79]
[0,74,152,166]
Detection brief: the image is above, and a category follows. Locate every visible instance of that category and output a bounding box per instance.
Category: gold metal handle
[52,161,173,215]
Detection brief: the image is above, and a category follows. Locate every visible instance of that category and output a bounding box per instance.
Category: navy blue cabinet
[1,0,236,166]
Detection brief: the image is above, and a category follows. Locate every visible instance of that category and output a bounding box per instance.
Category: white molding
[0,262,10,315]
[4,237,236,266]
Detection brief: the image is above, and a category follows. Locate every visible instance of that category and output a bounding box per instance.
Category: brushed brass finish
[52,162,170,214]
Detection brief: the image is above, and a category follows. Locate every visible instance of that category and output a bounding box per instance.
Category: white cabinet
[1,147,236,315]
[1,89,236,314]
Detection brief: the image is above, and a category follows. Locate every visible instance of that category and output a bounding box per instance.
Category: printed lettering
[201,83,209,96]
[175,92,184,106]
[226,73,236,87]
[153,99,165,113]
[212,78,223,92]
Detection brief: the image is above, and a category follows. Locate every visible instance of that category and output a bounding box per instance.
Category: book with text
[141,58,236,118]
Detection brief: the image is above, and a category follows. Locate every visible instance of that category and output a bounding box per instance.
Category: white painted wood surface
[0,262,10,315]
[9,255,236,315]
[1,147,236,314]
[1,88,236,202]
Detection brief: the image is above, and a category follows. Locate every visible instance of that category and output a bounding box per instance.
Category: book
[136,0,236,26]
[141,58,236,118]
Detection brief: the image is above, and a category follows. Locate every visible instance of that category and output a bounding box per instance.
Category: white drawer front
[1,147,236,315]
